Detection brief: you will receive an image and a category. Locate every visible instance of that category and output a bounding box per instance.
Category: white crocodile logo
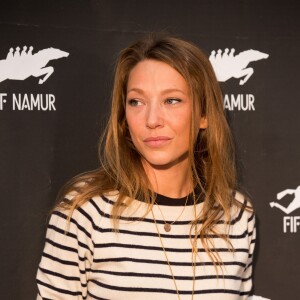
[0,46,69,84]
[209,48,269,85]
[270,186,300,214]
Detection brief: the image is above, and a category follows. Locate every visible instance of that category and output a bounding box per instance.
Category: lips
[143,136,172,147]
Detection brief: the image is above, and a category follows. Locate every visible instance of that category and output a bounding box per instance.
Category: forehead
[127,59,189,93]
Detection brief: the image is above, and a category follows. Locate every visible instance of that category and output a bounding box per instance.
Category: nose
[145,102,164,129]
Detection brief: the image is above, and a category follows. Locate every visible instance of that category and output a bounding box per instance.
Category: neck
[142,158,192,198]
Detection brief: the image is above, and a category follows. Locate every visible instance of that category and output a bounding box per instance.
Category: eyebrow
[127,88,186,95]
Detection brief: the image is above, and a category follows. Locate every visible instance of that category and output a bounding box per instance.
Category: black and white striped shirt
[36,191,256,299]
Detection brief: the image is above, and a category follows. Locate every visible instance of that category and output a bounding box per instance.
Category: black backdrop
[0,1,299,299]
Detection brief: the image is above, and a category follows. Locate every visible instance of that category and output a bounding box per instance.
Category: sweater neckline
[154,188,204,206]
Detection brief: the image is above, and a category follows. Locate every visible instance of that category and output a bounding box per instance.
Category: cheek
[126,108,145,136]
[126,117,141,145]
[179,125,191,145]
[177,124,192,150]
[173,113,191,136]
[126,107,140,125]
[125,110,135,131]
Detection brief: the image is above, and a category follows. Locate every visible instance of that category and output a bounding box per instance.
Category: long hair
[57,34,242,267]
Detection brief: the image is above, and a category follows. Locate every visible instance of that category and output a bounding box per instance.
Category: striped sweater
[36,191,256,299]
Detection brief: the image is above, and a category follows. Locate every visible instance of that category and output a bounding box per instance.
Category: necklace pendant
[164,223,171,232]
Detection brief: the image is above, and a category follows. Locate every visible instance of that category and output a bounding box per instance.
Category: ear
[199,117,208,129]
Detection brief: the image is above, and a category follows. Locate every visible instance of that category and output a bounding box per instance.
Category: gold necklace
[155,195,189,232]
[151,203,197,300]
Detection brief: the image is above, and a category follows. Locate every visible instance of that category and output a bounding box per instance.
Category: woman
[36,34,256,300]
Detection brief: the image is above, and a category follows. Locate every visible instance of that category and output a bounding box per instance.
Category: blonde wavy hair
[57,34,244,266]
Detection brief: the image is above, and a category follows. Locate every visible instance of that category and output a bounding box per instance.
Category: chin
[141,153,189,170]
[150,160,174,168]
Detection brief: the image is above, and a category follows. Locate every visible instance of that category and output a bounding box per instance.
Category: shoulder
[232,190,254,211]
[53,191,119,230]
[230,190,255,226]
[64,189,119,209]
[79,190,120,213]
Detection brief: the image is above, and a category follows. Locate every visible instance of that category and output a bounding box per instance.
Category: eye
[127,99,142,106]
[165,98,181,105]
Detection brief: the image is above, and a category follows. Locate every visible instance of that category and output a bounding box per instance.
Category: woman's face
[125,59,206,170]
